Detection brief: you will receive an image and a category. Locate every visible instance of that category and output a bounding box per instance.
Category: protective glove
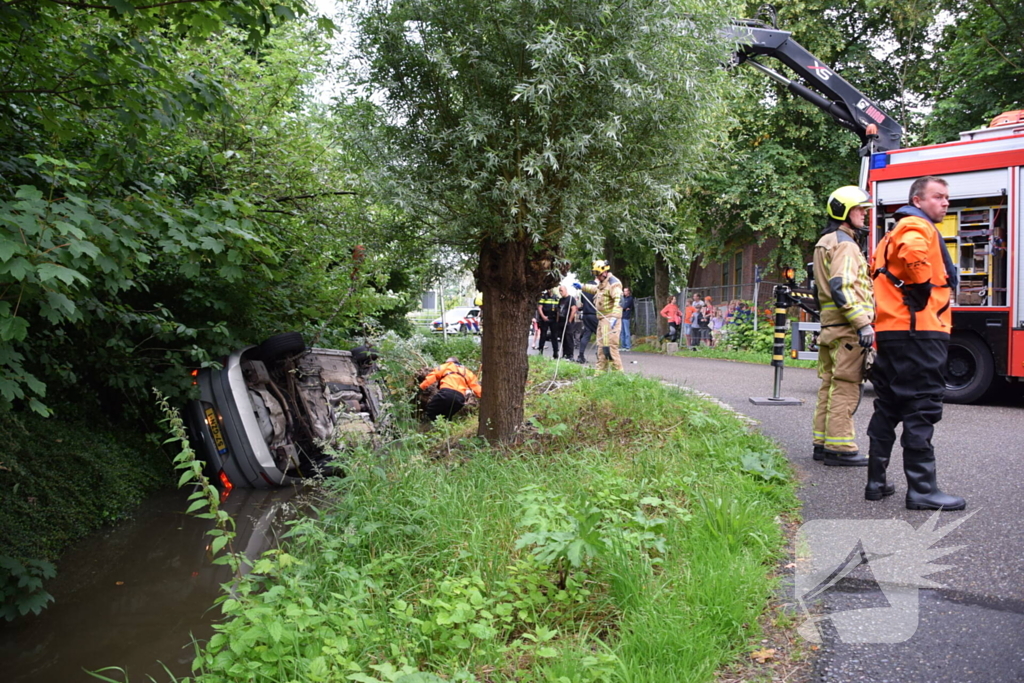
[609,317,618,328]
[572,282,582,290]
[857,324,875,348]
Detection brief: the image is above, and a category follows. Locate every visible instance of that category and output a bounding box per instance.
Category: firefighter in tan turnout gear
[811,186,876,467]
[575,260,623,371]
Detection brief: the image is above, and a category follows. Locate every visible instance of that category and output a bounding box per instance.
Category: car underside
[183,333,382,488]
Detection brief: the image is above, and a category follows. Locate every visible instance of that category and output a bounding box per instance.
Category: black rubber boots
[864,446,895,500]
[903,448,966,510]
[823,449,868,466]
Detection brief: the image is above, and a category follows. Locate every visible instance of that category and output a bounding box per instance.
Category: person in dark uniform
[575,280,599,363]
[557,285,578,361]
[536,289,561,358]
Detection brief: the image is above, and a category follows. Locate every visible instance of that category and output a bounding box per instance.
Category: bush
[722,310,798,355]
[423,334,482,368]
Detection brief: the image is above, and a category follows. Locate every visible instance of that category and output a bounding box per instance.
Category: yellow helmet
[591,259,611,274]
[827,186,872,222]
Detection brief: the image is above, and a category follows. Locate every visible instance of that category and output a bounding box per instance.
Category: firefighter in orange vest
[419,357,483,421]
[866,176,965,510]
[812,186,875,467]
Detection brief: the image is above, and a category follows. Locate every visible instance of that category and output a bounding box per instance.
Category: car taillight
[218,469,234,493]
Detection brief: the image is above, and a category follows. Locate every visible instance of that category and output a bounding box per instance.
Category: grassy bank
[173,358,799,683]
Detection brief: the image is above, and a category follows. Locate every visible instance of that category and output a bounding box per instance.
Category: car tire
[458,323,469,335]
[944,333,994,404]
[259,332,306,362]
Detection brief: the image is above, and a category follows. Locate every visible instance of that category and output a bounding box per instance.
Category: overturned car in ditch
[183,332,382,489]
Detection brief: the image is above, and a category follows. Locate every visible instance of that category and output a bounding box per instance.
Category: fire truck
[867,112,1024,403]
[728,19,1024,403]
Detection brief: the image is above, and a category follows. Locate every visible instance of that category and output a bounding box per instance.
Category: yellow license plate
[204,406,228,455]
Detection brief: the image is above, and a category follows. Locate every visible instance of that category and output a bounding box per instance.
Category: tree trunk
[654,251,670,338]
[605,235,628,287]
[475,235,550,443]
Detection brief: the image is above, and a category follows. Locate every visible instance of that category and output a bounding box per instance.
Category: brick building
[686,239,781,304]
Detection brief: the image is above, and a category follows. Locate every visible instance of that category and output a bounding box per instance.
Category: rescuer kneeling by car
[419,357,483,422]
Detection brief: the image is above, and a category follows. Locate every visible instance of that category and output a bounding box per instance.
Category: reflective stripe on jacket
[538,295,559,315]
[813,224,874,332]
[419,362,483,397]
[871,206,955,338]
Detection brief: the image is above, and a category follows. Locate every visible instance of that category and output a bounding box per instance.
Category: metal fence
[629,283,780,339]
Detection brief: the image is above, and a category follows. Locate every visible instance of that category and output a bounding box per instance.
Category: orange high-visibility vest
[872,209,955,338]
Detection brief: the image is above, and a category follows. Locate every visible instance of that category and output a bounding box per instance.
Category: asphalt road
[609,349,1024,683]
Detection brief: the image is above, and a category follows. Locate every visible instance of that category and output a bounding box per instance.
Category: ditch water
[0,485,304,683]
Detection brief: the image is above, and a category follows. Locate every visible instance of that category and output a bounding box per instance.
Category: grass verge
[179,359,800,683]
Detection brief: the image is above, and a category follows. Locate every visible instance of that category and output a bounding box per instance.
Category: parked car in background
[431,307,481,334]
[183,333,382,489]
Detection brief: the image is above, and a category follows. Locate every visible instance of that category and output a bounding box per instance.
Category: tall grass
[158,361,799,683]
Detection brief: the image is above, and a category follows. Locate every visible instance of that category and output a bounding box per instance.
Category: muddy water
[0,485,303,683]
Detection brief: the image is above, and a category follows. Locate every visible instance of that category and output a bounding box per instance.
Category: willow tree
[350,0,731,442]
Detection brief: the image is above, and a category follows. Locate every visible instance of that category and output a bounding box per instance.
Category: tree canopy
[348,0,734,440]
[916,0,1024,143]
[0,1,428,418]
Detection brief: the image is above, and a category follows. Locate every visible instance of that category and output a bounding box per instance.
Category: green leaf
[28,398,51,416]
[67,239,101,259]
[273,6,296,21]
[0,316,29,342]
[36,263,88,287]
[210,535,228,555]
[0,236,26,263]
[449,602,474,623]
[467,622,496,639]
[1,257,32,280]
[110,0,137,15]
[14,186,44,202]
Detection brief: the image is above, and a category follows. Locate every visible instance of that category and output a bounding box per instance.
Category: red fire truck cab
[868,112,1024,402]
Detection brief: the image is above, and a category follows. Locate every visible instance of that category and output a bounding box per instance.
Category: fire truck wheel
[944,333,994,404]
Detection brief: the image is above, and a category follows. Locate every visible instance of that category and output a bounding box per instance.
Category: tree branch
[268,191,359,203]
